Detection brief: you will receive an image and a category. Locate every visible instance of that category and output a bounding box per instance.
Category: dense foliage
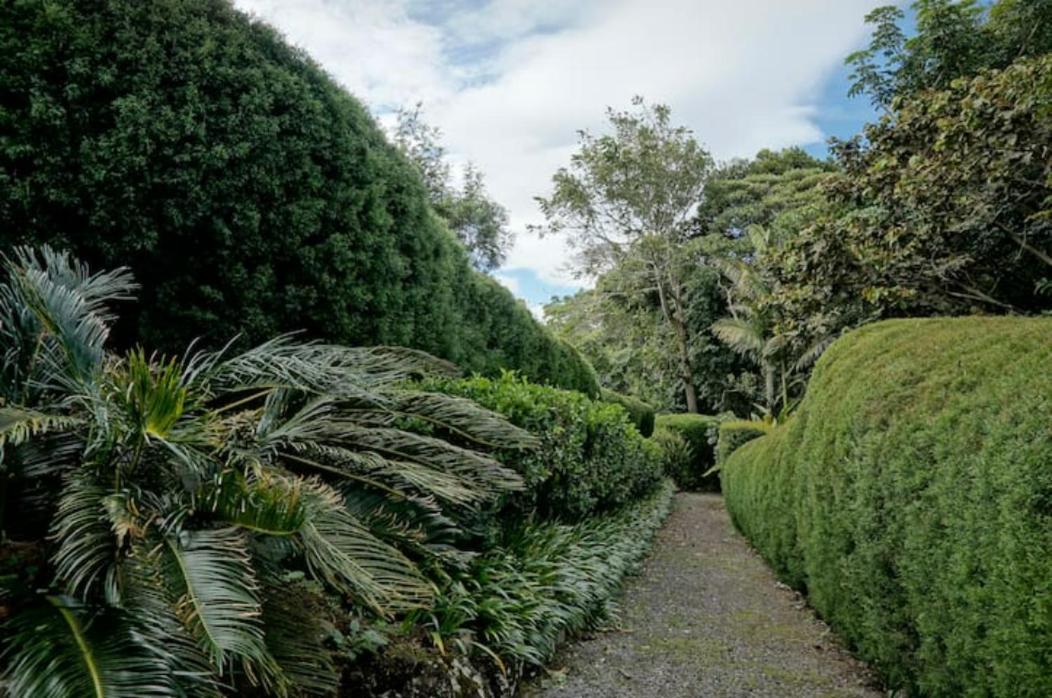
[0,248,537,696]
[847,0,1052,108]
[426,374,664,521]
[0,0,595,394]
[767,55,1052,352]
[721,318,1052,696]
[652,414,719,491]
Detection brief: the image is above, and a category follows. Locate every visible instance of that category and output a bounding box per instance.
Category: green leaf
[1,596,175,698]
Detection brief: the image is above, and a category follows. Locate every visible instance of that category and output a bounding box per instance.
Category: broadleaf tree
[534,97,713,412]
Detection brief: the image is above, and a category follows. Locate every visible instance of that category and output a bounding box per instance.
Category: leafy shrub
[0,248,534,697]
[600,388,655,436]
[427,373,664,520]
[0,0,598,396]
[653,413,720,490]
[651,428,693,489]
[415,480,675,669]
[721,317,1052,696]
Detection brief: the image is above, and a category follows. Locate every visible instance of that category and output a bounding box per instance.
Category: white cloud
[491,271,520,296]
[233,0,875,290]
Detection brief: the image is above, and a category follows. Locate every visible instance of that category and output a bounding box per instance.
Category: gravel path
[525,493,881,698]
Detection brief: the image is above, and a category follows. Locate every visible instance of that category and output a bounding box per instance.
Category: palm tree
[0,246,535,697]
[711,227,785,414]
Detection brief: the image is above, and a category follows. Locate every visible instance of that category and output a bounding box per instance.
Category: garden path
[525,493,881,698]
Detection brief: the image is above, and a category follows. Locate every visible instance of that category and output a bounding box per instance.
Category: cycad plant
[0,247,534,697]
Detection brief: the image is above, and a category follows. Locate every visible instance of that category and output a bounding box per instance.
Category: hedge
[600,388,655,436]
[715,419,771,466]
[0,0,597,396]
[427,373,663,521]
[653,413,720,491]
[721,317,1052,696]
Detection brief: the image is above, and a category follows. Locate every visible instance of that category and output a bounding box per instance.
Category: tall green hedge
[0,0,597,395]
[600,388,655,436]
[721,318,1052,696]
[428,373,663,521]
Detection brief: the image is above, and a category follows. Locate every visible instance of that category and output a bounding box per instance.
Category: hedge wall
[600,388,655,437]
[721,317,1052,696]
[653,413,720,491]
[428,373,663,521]
[0,0,597,396]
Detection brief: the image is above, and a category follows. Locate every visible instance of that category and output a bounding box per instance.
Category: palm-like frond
[156,528,269,670]
[299,481,433,613]
[2,596,174,698]
[255,579,340,696]
[711,317,765,358]
[0,407,82,449]
[50,473,120,600]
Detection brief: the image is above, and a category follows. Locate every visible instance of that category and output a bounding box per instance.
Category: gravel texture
[524,493,882,698]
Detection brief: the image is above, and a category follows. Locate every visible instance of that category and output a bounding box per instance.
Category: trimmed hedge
[428,373,663,521]
[600,388,655,436]
[721,317,1052,696]
[0,0,598,396]
[653,413,720,491]
[716,419,771,466]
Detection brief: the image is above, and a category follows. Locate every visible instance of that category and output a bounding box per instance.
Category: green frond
[299,481,432,613]
[200,469,308,536]
[156,528,268,670]
[254,580,340,697]
[0,407,81,449]
[375,390,538,450]
[1,596,174,698]
[711,317,765,358]
[50,473,119,600]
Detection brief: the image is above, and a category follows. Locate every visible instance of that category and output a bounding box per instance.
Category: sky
[233,0,884,316]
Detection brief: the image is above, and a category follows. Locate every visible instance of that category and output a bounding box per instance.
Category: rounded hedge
[0,0,597,395]
[600,388,655,436]
[653,413,720,491]
[721,317,1052,696]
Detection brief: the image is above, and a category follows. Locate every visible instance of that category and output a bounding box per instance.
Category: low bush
[653,413,720,490]
[427,373,664,521]
[599,388,655,436]
[721,317,1052,697]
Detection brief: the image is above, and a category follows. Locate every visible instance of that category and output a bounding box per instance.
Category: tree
[534,97,713,412]
[0,247,533,695]
[770,55,1052,334]
[846,0,1052,109]
[392,104,513,272]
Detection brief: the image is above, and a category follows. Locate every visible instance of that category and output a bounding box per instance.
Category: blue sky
[234,0,893,315]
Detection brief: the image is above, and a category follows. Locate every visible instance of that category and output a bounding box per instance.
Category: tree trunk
[653,271,698,413]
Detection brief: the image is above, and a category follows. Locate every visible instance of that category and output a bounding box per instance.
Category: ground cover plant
[721,317,1052,696]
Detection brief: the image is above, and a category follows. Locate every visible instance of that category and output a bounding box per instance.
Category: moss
[721,317,1052,697]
